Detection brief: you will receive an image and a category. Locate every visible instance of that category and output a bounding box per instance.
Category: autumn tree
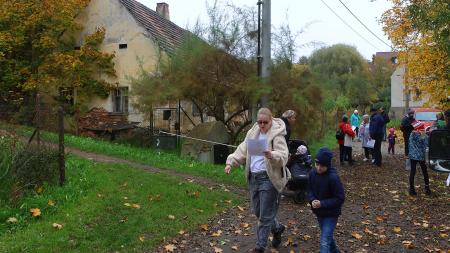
[381,0,449,107]
[0,0,115,123]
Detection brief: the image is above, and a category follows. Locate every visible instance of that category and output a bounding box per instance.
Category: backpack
[335,127,345,140]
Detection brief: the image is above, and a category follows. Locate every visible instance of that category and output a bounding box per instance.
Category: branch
[225,107,248,125]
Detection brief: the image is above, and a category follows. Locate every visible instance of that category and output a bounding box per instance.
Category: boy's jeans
[317,216,340,253]
[249,171,282,250]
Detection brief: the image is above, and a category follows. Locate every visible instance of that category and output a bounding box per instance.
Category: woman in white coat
[225,108,290,253]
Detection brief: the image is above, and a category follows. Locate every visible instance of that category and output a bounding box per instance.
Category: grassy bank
[0,156,239,252]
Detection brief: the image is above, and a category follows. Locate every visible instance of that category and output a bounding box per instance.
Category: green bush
[0,136,59,204]
[387,118,401,129]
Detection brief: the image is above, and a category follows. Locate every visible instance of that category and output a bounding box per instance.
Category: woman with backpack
[337,115,355,165]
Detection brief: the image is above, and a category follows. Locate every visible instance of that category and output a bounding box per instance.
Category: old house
[73,0,206,133]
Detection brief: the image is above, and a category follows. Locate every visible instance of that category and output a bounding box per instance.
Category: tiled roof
[375,51,397,61]
[119,0,188,54]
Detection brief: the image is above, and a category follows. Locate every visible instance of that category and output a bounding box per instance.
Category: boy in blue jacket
[308,148,345,253]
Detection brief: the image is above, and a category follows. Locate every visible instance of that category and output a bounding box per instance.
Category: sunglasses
[257,120,269,125]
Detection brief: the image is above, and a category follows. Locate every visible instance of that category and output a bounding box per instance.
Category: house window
[112,87,129,113]
[119,43,127,49]
[74,46,81,50]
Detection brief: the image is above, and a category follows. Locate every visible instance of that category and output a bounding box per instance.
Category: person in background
[369,107,384,167]
[380,107,390,141]
[281,110,296,144]
[432,112,446,129]
[337,115,355,165]
[408,121,431,196]
[359,114,372,162]
[400,109,415,156]
[308,147,345,253]
[445,110,450,129]
[225,108,289,253]
[350,110,360,141]
[387,128,397,154]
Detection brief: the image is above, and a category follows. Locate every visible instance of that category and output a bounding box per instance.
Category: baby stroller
[283,139,313,203]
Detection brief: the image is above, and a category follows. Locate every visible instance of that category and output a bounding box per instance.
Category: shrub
[387,118,401,129]
[0,134,59,204]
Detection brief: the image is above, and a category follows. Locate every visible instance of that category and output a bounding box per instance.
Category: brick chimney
[156,2,170,20]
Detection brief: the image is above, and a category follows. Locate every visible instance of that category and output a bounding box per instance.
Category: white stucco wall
[390,65,427,118]
[73,0,162,124]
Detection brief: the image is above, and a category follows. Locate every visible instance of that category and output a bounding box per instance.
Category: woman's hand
[224,164,232,174]
[264,150,272,159]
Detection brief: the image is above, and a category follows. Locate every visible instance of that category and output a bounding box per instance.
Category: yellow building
[74,0,204,132]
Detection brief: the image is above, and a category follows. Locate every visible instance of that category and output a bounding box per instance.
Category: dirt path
[156,150,449,253]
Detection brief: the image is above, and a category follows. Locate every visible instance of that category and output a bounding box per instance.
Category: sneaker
[252,248,264,253]
[425,186,431,195]
[363,158,368,162]
[272,224,285,248]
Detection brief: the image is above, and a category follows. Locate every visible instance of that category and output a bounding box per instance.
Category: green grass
[0,122,246,187]
[308,130,337,158]
[0,156,240,253]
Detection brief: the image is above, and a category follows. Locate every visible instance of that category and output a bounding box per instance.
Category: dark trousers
[403,133,410,156]
[388,143,395,154]
[363,147,372,159]
[355,127,359,138]
[339,144,344,162]
[339,145,353,164]
[373,134,383,166]
[409,159,429,190]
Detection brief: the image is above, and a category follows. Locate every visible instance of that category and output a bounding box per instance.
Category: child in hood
[308,148,345,252]
[387,128,397,154]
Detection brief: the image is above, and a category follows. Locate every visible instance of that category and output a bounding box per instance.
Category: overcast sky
[140,0,393,60]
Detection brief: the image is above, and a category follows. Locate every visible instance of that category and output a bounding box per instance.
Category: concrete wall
[73,0,161,125]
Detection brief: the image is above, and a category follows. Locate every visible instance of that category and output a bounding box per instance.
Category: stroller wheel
[293,192,305,204]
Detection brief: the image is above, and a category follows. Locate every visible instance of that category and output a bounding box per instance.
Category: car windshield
[415,112,438,121]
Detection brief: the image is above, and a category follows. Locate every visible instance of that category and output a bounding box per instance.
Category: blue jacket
[350,113,360,127]
[308,167,345,217]
[369,113,384,138]
[408,131,428,161]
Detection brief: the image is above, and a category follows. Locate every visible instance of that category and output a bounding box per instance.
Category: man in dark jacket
[369,108,384,166]
[400,109,415,156]
[444,109,450,130]
[308,147,345,253]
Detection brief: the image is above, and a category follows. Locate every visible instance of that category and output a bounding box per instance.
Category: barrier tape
[158,130,238,149]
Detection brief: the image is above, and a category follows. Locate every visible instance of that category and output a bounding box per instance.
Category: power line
[337,0,392,49]
[319,0,381,51]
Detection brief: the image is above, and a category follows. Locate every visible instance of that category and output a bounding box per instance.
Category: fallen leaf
[399,210,404,215]
[240,223,249,228]
[439,233,448,238]
[52,223,63,229]
[237,206,245,212]
[351,232,363,240]
[422,223,429,228]
[364,228,374,235]
[178,230,186,235]
[48,199,55,206]
[231,245,238,251]
[402,240,414,249]
[124,203,131,207]
[200,224,208,231]
[168,215,175,220]
[287,235,294,245]
[214,246,223,253]
[96,193,104,198]
[303,234,311,241]
[164,244,176,252]
[30,208,41,217]
[362,203,369,209]
[376,216,385,222]
[36,186,44,194]
[139,235,145,242]
[123,196,128,200]
[393,226,401,233]
[224,200,232,204]
[288,219,298,225]
[6,217,17,223]
[234,229,242,234]
[132,204,140,209]
[212,230,222,237]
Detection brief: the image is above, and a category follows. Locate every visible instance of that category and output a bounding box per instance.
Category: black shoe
[425,186,431,195]
[272,224,285,248]
[252,248,264,253]
[409,188,417,196]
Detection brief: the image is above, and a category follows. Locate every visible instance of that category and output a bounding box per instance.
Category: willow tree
[381,0,449,107]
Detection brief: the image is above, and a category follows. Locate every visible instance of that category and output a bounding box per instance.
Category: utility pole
[260,0,271,107]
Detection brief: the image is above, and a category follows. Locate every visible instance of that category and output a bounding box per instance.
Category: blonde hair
[257,107,273,118]
[282,110,296,119]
